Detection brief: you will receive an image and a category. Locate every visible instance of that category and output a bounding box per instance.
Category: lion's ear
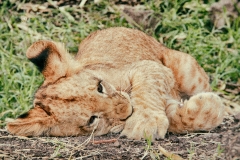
[7,107,56,136]
[26,40,74,82]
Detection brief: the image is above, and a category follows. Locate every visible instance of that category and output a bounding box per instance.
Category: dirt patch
[0,114,239,159]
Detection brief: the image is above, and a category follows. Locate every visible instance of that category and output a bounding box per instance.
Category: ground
[1,114,239,159]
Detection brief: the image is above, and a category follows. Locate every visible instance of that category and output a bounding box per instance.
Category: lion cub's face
[7,41,132,137]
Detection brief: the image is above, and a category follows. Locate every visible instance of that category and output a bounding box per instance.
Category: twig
[158,145,185,160]
[91,138,117,144]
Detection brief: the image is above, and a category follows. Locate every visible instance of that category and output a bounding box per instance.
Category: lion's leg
[120,60,176,140]
[158,49,225,133]
[166,92,224,133]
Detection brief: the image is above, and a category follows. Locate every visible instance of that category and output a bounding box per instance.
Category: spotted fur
[7,27,224,140]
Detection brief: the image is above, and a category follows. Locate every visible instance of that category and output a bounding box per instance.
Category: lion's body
[7,27,224,140]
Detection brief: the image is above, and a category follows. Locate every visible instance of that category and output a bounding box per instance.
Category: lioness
[7,27,224,140]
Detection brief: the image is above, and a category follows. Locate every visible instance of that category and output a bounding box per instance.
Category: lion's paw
[178,92,224,132]
[121,110,169,140]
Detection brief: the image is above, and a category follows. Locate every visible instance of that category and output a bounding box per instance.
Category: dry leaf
[117,5,159,30]
[210,0,240,29]
[18,3,50,13]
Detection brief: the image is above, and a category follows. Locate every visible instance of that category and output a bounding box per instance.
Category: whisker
[124,85,132,94]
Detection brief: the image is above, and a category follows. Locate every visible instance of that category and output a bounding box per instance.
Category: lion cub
[7,27,224,140]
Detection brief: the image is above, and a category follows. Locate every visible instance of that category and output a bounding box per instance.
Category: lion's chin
[110,123,125,133]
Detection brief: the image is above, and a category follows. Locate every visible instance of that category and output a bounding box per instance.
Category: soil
[0,114,239,160]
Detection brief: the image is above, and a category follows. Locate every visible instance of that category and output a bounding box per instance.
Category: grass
[0,0,239,126]
[141,132,159,159]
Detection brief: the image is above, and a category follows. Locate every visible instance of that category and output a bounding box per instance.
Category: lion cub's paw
[121,110,169,140]
[179,92,224,132]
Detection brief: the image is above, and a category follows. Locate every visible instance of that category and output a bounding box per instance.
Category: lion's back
[76,27,167,66]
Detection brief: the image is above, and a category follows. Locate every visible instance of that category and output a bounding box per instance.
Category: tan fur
[7,27,224,140]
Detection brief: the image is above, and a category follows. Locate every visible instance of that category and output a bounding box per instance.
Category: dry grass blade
[158,145,185,160]
[222,98,240,115]
[79,0,87,8]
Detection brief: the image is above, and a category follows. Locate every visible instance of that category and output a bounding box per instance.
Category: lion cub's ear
[7,107,56,136]
[26,40,75,82]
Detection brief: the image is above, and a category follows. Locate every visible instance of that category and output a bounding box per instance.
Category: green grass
[0,0,239,125]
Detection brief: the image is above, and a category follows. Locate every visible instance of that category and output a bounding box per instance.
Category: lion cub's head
[7,40,132,137]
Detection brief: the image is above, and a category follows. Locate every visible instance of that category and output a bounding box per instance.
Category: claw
[178,99,184,107]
